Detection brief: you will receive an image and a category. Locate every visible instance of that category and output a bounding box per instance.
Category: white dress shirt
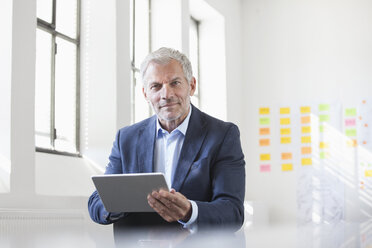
[154,107,198,230]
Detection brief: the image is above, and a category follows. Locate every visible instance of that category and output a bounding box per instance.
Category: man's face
[142,59,196,125]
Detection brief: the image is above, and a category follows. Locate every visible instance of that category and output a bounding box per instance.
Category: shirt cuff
[178,200,198,232]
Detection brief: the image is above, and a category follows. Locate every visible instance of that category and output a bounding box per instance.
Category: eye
[150,84,161,90]
[171,81,181,86]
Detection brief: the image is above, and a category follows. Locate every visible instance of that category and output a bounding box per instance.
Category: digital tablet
[91,173,169,212]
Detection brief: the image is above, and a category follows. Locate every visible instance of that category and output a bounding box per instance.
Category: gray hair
[140,47,193,86]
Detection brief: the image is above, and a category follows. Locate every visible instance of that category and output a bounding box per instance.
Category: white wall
[204,0,244,126]
[242,0,372,223]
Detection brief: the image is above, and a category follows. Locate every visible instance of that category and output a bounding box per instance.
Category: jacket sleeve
[88,130,124,224]
[195,124,246,231]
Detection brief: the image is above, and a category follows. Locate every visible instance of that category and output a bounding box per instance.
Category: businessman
[88,47,246,233]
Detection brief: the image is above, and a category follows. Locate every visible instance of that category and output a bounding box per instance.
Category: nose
[160,83,174,99]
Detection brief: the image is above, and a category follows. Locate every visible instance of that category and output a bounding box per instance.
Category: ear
[142,86,148,100]
[189,77,196,96]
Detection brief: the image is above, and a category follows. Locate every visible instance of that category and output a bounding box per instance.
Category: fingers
[147,189,191,223]
[147,193,181,222]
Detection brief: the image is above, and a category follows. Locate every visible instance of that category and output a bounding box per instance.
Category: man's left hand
[147,189,192,223]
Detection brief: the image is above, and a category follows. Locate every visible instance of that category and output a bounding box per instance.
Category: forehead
[144,59,185,82]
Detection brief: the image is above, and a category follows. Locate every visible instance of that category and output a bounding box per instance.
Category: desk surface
[0,218,371,248]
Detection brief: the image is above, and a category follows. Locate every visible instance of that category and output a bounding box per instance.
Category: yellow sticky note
[281,137,291,144]
[300,106,311,114]
[319,142,329,149]
[280,118,291,125]
[365,170,372,177]
[301,116,311,124]
[280,128,291,135]
[259,118,270,125]
[282,163,293,171]
[259,139,270,146]
[259,128,270,135]
[259,107,270,115]
[281,152,292,160]
[280,107,290,115]
[301,136,311,143]
[260,154,271,161]
[301,126,311,134]
[301,146,312,154]
[302,158,312,166]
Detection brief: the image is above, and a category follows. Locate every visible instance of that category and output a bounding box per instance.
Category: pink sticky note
[260,164,271,172]
[345,118,356,126]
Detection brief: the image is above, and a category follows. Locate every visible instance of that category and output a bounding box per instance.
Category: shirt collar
[156,105,192,137]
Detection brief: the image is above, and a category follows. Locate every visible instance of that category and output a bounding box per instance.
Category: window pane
[56,0,77,38]
[134,0,150,68]
[35,29,52,149]
[37,0,53,23]
[134,72,151,122]
[189,18,199,108]
[54,37,77,153]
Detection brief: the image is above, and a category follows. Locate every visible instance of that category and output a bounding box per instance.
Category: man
[88,47,245,233]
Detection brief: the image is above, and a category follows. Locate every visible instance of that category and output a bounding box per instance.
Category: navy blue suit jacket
[88,105,245,230]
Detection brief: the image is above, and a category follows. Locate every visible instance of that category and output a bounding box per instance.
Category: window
[35,0,80,155]
[130,0,152,123]
[189,16,200,108]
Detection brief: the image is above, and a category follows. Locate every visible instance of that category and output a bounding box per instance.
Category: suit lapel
[136,116,157,173]
[172,106,207,191]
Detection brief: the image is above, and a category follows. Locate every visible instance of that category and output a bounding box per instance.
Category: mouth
[160,102,178,108]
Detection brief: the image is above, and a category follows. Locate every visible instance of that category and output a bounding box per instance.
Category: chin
[160,112,182,122]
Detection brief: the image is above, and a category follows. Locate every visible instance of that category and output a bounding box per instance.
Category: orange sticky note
[282,163,293,171]
[347,139,357,147]
[301,158,312,166]
[281,152,292,160]
[259,139,270,146]
[259,128,270,135]
[281,137,291,144]
[280,118,291,125]
[301,136,311,144]
[259,107,270,115]
[260,154,271,161]
[280,128,291,135]
[301,116,311,124]
[301,147,312,154]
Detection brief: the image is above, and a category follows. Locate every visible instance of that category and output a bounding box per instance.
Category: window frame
[130,0,152,123]
[189,16,201,107]
[35,0,81,157]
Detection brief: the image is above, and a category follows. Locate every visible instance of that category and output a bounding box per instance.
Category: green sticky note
[259,117,270,125]
[319,104,330,112]
[319,115,330,122]
[319,125,324,133]
[345,108,356,117]
[345,129,357,137]
[319,152,326,159]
